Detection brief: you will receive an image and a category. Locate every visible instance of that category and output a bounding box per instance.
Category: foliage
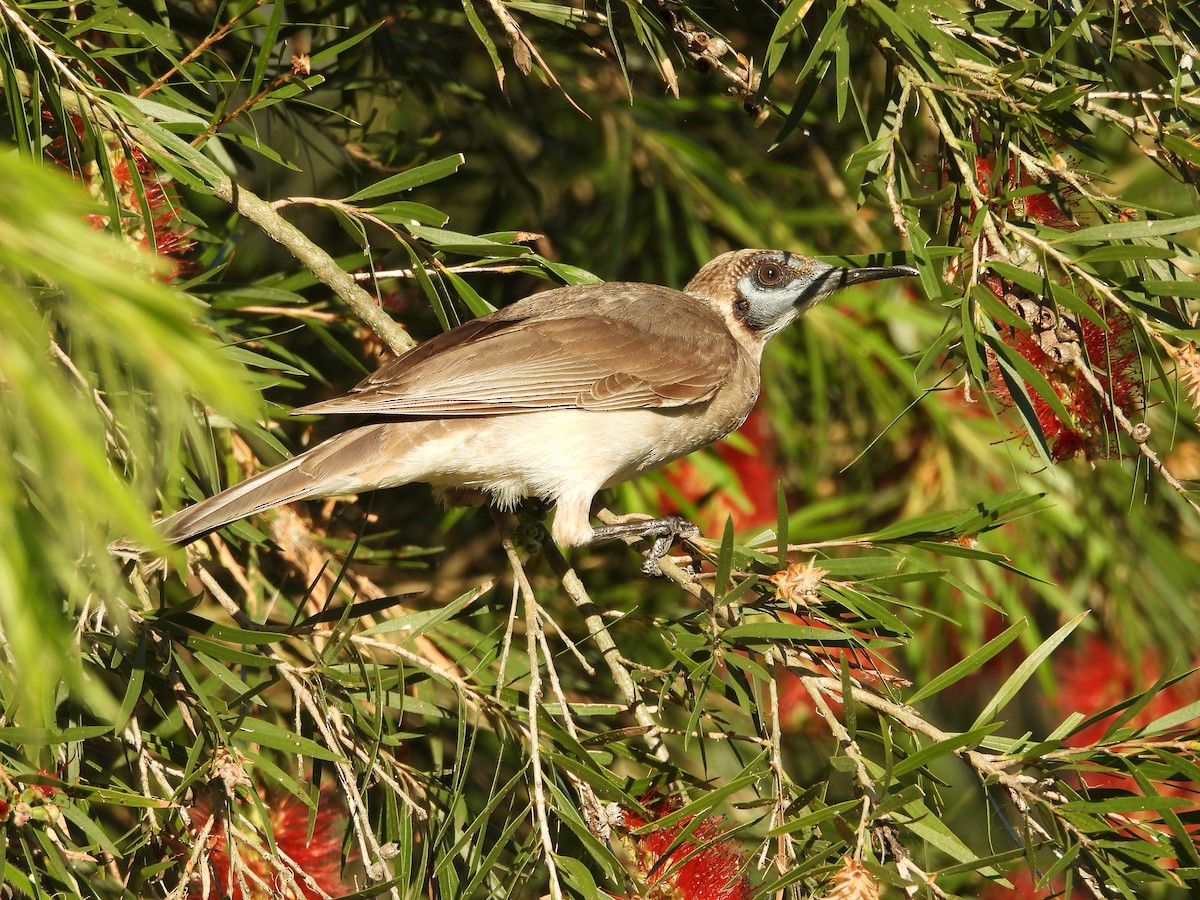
[0,1,1198,898]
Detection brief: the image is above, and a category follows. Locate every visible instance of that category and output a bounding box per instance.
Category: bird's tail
[110,424,398,555]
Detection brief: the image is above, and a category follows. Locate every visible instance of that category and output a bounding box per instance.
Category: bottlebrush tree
[0,2,1198,899]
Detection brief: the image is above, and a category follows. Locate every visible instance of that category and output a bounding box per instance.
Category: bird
[114,250,917,572]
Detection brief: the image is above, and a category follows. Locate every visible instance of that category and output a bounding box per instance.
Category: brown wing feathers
[294,283,738,417]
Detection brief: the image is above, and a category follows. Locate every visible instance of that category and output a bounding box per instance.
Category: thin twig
[764,651,794,878]
[483,0,587,116]
[1070,354,1200,515]
[803,675,1111,899]
[539,533,673,765]
[139,3,265,98]
[278,665,402,897]
[499,533,565,900]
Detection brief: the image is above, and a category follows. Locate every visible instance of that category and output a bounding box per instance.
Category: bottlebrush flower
[984,276,1142,461]
[931,142,1080,242]
[940,141,1146,461]
[43,112,196,280]
[972,155,1077,230]
[185,790,350,900]
[1053,633,1200,749]
[1051,633,1200,864]
[620,794,751,900]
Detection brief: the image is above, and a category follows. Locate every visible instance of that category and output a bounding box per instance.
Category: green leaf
[972,283,1032,331]
[1075,244,1179,264]
[908,619,1028,704]
[442,267,498,317]
[407,224,534,257]
[630,752,767,832]
[714,517,735,601]
[983,330,1074,432]
[57,803,120,855]
[169,613,293,645]
[1054,213,1200,244]
[230,717,344,762]
[1141,697,1200,734]
[368,201,451,227]
[853,492,1044,543]
[360,584,492,639]
[1133,279,1200,299]
[1064,795,1194,814]
[248,0,285,99]
[890,723,1003,778]
[901,797,991,869]
[463,0,506,87]
[723,621,893,646]
[971,613,1088,730]
[767,798,862,835]
[308,20,386,67]
[344,155,466,202]
[986,334,1056,467]
[0,724,112,744]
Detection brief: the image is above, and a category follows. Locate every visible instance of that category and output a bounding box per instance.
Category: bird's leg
[588,515,701,576]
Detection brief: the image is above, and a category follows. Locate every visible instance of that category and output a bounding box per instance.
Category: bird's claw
[638,516,700,577]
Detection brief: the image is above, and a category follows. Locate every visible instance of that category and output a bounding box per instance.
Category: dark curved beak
[800,263,919,309]
[833,264,920,288]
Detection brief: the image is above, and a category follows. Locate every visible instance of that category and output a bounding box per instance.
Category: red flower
[43,111,196,280]
[985,276,1142,461]
[973,156,1077,230]
[980,868,1086,899]
[621,794,751,900]
[1053,633,1198,748]
[939,140,1145,462]
[1050,634,1200,866]
[186,790,350,900]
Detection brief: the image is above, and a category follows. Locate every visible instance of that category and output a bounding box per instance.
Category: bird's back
[294,283,742,418]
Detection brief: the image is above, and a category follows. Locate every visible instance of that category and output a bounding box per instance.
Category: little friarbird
[113,250,917,571]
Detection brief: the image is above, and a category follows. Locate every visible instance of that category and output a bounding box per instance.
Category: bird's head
[685,249,918,349]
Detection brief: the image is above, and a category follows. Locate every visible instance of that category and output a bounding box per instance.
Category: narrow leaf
[971,613,1087,730]
[344,155,466,202]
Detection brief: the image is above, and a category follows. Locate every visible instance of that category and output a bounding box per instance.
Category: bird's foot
[511,499,556,550]
[590,515,701,577]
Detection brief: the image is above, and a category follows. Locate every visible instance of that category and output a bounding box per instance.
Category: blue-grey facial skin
[733,253,918,337]
[731,253,827,337]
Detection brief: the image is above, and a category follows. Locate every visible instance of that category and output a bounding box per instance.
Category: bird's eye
[756,262,784,286]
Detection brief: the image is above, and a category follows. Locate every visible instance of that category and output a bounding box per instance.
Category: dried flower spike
[769,559,828,611]
[820,856,881,900]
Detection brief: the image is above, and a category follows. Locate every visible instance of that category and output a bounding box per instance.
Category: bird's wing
[294,284,739,416]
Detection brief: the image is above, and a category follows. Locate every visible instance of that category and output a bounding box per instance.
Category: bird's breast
[403,349,761,503]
